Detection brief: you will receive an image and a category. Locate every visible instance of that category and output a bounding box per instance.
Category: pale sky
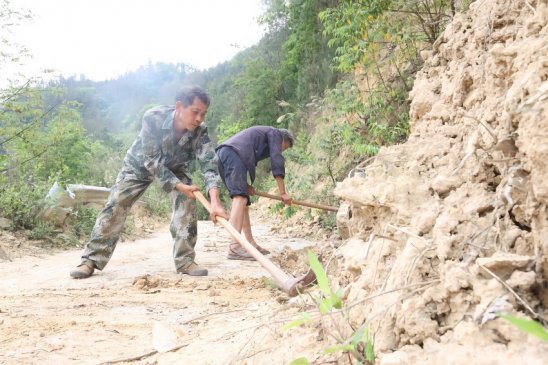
[7,0,265,81]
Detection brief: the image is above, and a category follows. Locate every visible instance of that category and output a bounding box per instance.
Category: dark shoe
[251,242,270,255]
[70,262,95,279]
[227,243,256,261]
[178,262,208,276]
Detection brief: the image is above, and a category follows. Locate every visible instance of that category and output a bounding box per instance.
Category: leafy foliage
[499,314,548,342]
[320,0,462,73]
[289,358,310,365]
[0,82,115,229]
[285,251,375,364]
[280,0,339,102]
[0,183,46,229]
[283,312,313,331]
[1,0,464,253]
[27,221,56,241]
[308,249,342,313]
[71,205,99,238]
[304,1,469,194]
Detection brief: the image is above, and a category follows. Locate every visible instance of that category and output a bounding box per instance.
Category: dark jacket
[216,126,285,183]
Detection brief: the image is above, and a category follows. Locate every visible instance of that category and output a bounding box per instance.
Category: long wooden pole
[193,191,315,296]
[254,190,339,212]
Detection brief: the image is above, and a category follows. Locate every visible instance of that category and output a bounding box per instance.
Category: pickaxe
[194,191,316,297]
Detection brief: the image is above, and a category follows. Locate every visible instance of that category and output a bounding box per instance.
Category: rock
[420,50,433,61]
[0,245,10,261]
[133,279,146,290]
[476,253,534,279]
[148,277,160,288]
[479,295,513,325]
[195,283,210,291]
[431,175,461,196]
[152,321,177,353]
[501,227,522,249]
[336,202,351,239]
[0,217,11,229]
[514,236,531,256]
[379,348,419,365]
[443,264,471,293]
[506,270,536,290]
[411,208,438,235]
[338,237,369,277]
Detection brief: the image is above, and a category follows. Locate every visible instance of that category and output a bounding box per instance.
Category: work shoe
[227,243,256,261]
[70,261,95,279]
[178,262,208,276]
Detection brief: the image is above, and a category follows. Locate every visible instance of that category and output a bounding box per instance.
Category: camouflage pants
[81,169,197,271]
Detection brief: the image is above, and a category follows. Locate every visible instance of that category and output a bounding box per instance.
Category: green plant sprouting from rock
[285,250,375,364]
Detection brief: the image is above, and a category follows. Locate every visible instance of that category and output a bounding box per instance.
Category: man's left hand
[176,183,200,198]
[247,184,255,196]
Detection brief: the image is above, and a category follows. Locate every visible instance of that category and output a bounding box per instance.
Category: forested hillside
[1,0,464,240]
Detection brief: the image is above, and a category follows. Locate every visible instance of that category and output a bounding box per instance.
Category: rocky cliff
[334,0,548,363]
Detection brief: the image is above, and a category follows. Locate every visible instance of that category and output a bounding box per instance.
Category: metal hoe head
[281,269,317,297]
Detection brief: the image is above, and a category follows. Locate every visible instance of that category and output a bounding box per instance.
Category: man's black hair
[176,85,210,107]
[278,128,294,148]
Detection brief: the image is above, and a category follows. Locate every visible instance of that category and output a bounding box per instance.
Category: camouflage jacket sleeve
[195,127,221,193]
[140,110,182,192]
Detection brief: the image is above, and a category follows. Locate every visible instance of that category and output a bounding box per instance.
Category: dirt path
[0,220,321,365]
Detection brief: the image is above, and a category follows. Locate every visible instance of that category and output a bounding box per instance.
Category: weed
[26,221,56,241]
[286,250,375,364]
[499,313,548,342]
[289,358,310,365]
[72,205,99,238]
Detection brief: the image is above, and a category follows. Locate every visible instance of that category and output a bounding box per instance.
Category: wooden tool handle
[193,191,289,280]
[254,191,339,212]
[193,190,317,297]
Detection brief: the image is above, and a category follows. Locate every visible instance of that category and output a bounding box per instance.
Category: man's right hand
[281,193,293,205]
[209,202,228,223]
[207,187,228,223]
[175,183,200,198]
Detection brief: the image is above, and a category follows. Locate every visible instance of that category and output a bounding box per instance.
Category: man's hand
[281,193,293,205]
[175,183,200,198]
[275,176,292,205]
[208,187,228,223]
[247,184,255,196]
[209,200,228,223]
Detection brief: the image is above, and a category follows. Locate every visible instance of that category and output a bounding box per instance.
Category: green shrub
[0,183,48,230]
[26,221,56,241]
[285,251,375,364]
[72,205,99,238]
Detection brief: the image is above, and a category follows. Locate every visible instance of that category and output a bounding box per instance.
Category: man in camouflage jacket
[70,86,226,278]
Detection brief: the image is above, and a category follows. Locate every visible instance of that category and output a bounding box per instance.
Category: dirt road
[0,221,322,365]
